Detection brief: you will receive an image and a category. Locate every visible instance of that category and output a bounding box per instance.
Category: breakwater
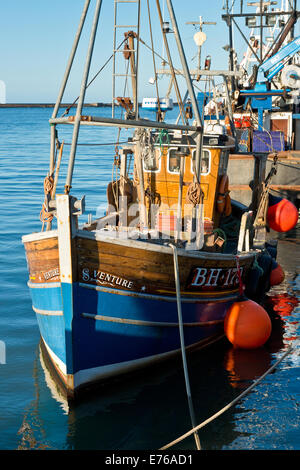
[0,102,111,108]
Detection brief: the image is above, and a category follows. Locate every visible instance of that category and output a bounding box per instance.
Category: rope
[186,182,202,207]
[169,244,201,450]
[43,175,54,195]
[159,343,296,450]
[155,129,170,148]
[267,159,300,171]
[235,255,244,297]
[40,175,54,230]
[111,160,120,212]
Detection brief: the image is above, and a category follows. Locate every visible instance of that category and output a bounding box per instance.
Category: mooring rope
[186,182,202,207]
[169,244,201,450]
[40,175,54,230]
[268,159,300,171]
[159,342,297,450]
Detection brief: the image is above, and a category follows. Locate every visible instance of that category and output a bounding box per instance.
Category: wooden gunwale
[78,229,254,260]
[23,227,254,260]
[23,228,254,297]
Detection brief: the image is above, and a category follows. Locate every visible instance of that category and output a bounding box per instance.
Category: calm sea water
[0,107,299,451]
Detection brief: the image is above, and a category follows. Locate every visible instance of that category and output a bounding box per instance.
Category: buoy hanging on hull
[224,297,272,349]
[269,259,285,287]
[267,195,298,233]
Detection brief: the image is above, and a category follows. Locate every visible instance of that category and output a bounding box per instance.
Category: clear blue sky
[0,0,234,103]
[2,0,297,103]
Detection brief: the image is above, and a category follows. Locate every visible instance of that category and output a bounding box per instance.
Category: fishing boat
[220,1,300,209]
[162,3,300,208]
[22,0,280,399]
[142,97,173,111]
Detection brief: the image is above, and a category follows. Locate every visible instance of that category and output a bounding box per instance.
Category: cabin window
[167,148,184,174]
[143,148,161,172]
[191,149,210,175]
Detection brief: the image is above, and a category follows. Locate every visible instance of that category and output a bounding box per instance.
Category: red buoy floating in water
[267,195,298,233]
[269,261,285,287]
[224,298,272,349]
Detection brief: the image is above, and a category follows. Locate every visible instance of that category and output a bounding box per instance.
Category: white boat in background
[142,97,173,111]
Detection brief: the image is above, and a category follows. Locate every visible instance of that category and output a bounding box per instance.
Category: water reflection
[266,293,299,317]
[17,309,293,451]
[224,348,274,390]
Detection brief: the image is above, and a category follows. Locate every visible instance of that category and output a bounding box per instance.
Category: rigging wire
[63,141,128,147]
[147,0,162,121]
[61,37,128,117]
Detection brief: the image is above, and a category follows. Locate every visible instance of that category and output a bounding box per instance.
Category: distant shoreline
[0,102,179,108]
[0,103,111,108]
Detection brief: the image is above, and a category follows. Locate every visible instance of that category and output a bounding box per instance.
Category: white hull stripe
[42,338,67,375]
[79,282,238,303]
[33,306,63,316]
[28,281,61,289]
[22,230,58,243]
[82,312,224,327]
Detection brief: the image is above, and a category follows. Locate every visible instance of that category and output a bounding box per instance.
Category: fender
[217,175,232,216]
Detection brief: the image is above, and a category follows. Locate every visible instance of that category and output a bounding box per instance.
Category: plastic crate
[252,131,285,153]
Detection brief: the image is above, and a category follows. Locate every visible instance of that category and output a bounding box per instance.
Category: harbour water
[0,107,299,451]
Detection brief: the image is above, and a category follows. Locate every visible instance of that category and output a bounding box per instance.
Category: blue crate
[252,130,285,152]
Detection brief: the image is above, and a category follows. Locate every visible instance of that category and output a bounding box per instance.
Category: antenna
[186,17,216,74]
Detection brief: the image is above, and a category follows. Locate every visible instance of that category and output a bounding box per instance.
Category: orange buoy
[241,116,251,128]
[269,261,285,286]
[224,298,272,349]
[267,195,298,233]
[225,115,232,135]
[234,118,242,128]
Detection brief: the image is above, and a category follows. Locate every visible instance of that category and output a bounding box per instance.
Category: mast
[49,0,90,176]
[112,0,141,118]
[65,0,103,194]
[165,0,203,181]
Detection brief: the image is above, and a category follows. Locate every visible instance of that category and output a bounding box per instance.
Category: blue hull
[28,280,233,393]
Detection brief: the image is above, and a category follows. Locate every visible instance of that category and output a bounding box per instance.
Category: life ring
[217,175,232,216]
